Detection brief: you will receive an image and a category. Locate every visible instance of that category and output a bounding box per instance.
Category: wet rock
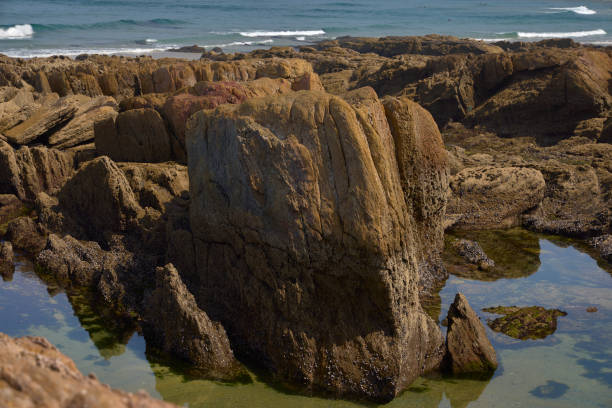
[447,166,545,229]
[0,241,14,280]
[5,217,47,255]
[445,293,497,374]
[588,235,612,262]
[58,156,144,237]
[95,108,174,163]
[452,239,495,270]
[483,306,567,340]
[187,90,446,401]
[144,264,242,379]
[0,332,177,408]
[586,306,598,313]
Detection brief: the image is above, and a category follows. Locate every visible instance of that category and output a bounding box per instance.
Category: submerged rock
[483,306,567,340]
[0,332,177,408]
[589,235,612,262]
[0,241,14,280]
[186,90,447,401]
[143,264,243,380]
[445,293,497,375]
[452,239,495,270]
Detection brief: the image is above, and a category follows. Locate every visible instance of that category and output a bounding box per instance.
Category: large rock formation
[0,332,176,408]
[186,90,448,401]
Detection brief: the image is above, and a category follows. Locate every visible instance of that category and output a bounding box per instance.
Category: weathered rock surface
[445,293,497,374]
[0,332,177,408]
[144,264,242,379]
[5,217,47,255]
[4,95,85,145]
[447,166,546,229]
[0,140,75,202]
[187,90,447,401]
[48,95,118,149]
[0,240,14,280]
[483,306,567,340]
[58,156,144,237]
[95,108,174,163]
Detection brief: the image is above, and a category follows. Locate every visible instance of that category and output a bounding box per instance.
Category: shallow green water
[1,230,611,407]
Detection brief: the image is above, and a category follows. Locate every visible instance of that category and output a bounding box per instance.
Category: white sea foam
[239,30,325,37]
[517,29,606,38]
[145,38,158,43]
[1,47,169,58]
[295,36,306,41]
[206,39,275,48]
[548,6,596,15]
[0,24,34,39]
[473,38,513,42]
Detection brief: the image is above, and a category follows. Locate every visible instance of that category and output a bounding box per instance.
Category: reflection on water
[0,230,611,407]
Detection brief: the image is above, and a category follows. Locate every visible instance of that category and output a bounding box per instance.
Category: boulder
[0,241,14,280]
[0,333,177,408]
[589,235,612,262]
[58,156,144,237]
[445,293,497,374]
[95,108,174,163]
[447,166,545,229]
[144,264,242,379]
[186,90,446,401]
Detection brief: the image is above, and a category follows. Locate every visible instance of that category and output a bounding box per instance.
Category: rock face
[186,90,447,401]
[0,332,177,408]
[447,166,546,229]
[483,306,567,340]
[143,264,242,379]
[445,293,497,374]
[4,217,47,255]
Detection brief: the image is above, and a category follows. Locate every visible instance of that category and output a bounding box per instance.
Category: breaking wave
[0,24,34,39]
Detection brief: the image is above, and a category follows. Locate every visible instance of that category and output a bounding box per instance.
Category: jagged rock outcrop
[47,95,118,149]
[0,140,75,202]
[143,264,242,378]
[58,156,144,237]
[447,166,545,229]
[186,89,447,401]
[0,332,177,408]
[445,293,497,374]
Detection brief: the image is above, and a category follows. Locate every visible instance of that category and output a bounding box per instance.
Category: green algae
[483,306,568,340]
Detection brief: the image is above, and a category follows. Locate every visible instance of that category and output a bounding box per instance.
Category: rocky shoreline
[0,35,610,404]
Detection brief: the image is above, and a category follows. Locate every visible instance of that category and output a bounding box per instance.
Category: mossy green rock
[483,306,567,340]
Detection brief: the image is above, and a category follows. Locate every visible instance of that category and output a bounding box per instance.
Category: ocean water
[1,229,611,407]
[0,0,611,58]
